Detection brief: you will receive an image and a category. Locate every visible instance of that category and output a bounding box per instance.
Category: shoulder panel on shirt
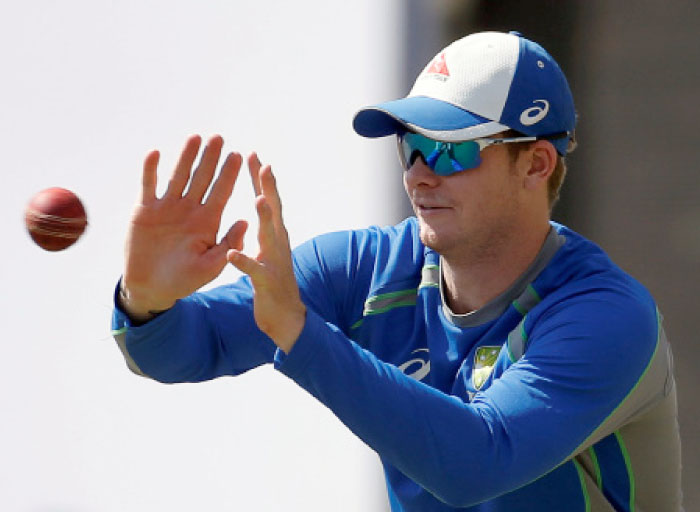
[570,318,675,453]
[469,279,661,490]
[291,218,424,335]
[532,287,660,451]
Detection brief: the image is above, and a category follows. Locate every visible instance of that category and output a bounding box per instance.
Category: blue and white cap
[353,31,576,155]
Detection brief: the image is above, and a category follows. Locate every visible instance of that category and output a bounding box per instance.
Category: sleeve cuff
[111,278,178,335]
[112,278,148,332]
[273,307,328,379]
[111,278,132,333]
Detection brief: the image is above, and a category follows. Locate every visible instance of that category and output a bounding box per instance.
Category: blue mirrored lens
[400,133,481,176]
[450,140,481,172]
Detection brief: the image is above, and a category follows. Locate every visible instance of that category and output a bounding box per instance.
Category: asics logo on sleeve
[398,348,431,381]
[519,99,549,126]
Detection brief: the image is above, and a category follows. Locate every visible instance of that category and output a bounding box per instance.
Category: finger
[248,152,263,196]
[140,150,160,204]
[255,195,277,253]
[204,152,243,213]
[258,165,293,256]
[186,135,223,203]
[258,165,284,229]
[164,134,202,198]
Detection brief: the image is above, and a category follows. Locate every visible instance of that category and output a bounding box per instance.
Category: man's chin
[418,225,452,253]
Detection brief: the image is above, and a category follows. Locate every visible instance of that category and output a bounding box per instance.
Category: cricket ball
[25,187,88,251]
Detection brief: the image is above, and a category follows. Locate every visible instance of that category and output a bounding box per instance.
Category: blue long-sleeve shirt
[111,219,681,511]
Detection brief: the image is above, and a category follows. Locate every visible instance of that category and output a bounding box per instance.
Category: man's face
[403,142,524,260]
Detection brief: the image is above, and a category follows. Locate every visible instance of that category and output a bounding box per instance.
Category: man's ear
[522,140,557,191]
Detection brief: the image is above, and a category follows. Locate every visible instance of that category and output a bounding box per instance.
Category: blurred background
[1,1,697,510]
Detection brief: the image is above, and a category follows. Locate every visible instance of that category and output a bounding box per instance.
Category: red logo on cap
[427,52,449,77]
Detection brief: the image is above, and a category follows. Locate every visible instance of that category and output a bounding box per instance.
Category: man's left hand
[226,154,306,353]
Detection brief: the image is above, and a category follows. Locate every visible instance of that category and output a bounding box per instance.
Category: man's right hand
[120,134,248,322]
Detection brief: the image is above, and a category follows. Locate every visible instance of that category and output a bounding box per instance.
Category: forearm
[112,279,277,383]
[275,310,531,507]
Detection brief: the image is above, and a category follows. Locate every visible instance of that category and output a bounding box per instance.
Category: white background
[0,1,405,510]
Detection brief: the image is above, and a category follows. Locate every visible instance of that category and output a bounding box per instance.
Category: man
[112,31,682,510]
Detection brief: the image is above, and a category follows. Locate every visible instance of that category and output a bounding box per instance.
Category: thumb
[227,249,263,279]
[223,220,249,252]
[201,220,249,269]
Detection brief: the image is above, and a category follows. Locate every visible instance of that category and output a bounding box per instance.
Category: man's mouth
[415,200,450,211]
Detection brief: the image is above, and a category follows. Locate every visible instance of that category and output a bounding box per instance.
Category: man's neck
[441,221,551,315]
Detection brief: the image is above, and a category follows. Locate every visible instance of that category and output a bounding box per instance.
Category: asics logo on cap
[519,99,550,126]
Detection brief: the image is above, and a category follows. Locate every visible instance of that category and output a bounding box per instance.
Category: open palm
[122,135,247,317]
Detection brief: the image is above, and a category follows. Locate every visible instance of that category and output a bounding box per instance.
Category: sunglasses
[397,131,538,176]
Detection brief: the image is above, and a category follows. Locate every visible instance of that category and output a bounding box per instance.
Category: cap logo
[426,52,449,79]
[519,99,549,126]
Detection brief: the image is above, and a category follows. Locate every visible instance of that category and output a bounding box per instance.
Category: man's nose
[405,155,441,187]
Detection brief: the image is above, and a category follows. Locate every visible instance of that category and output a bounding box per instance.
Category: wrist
[118,280,174,325]
[273,306,307,354]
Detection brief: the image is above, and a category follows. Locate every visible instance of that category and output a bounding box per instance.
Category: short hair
[503,130,577,210]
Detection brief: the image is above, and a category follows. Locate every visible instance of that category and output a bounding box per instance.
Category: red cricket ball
[25,187,88,251]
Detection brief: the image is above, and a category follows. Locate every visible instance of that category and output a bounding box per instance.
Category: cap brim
[352,96,509,141]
